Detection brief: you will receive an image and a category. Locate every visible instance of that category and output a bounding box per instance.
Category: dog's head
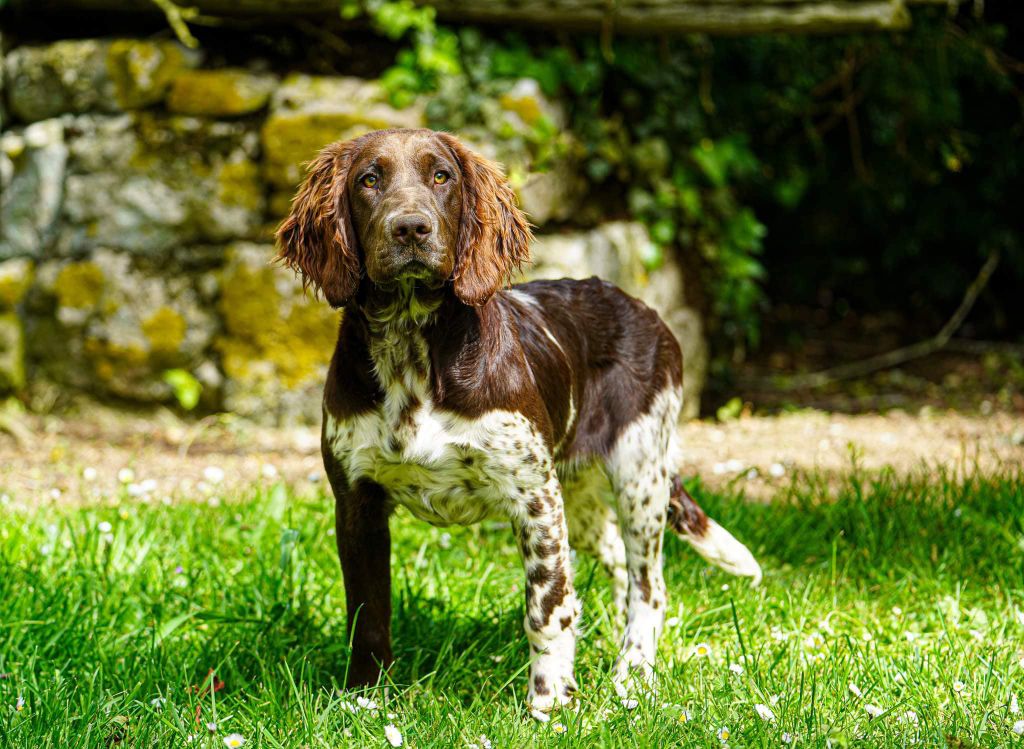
[276,129,532,308]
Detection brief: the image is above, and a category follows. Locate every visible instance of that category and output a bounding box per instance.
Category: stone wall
[0,37,707,423]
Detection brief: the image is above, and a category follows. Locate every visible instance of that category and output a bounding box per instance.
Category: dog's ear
[275,140,361,308]
[439,134,532,307]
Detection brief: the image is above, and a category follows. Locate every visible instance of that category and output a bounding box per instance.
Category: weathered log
[3,0,917,35]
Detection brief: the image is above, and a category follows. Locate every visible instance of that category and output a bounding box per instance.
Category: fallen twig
[747,251,1001,391]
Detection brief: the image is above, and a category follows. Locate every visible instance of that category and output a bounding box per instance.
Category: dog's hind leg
[604,389,681,698]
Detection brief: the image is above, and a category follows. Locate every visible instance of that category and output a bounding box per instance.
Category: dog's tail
[666,475,762,586]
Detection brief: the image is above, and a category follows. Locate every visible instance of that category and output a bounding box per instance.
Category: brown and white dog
[276,128,761,718]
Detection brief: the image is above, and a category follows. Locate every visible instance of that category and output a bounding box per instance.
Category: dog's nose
[391,213,432,245]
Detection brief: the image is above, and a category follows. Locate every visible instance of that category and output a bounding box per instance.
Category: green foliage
[345,4,1022,359]
[162,368,202,410]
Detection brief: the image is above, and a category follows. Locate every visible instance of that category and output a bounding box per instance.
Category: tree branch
[750,251,1001,391]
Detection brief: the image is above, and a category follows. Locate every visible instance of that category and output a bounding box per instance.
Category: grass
[1,467,1023,748]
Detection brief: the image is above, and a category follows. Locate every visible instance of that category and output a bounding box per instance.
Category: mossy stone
[106,40,195,110]
[54,261,104,310]
[0,312,25,392]
[0,259,34,310]
[262,74,424,190]
[166,69,277,117]
[141,306,187,354]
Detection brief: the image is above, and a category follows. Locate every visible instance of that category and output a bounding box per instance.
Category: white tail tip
[682,518,762,586]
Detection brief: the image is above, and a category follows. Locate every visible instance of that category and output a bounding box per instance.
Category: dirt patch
[1,403,1021,507]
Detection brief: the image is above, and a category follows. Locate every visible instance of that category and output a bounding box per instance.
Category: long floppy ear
[439,134,532,307]
[275,140,360,308]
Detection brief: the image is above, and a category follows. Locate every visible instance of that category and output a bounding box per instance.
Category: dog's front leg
[513,471,581,720]
[332,475,393,689]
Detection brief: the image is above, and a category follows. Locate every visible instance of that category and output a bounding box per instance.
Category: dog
[275,128,761,719]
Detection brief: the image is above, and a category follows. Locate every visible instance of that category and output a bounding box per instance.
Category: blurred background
[0,0,1021,429]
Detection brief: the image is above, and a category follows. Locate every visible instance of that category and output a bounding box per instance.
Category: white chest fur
[325,397,550,527]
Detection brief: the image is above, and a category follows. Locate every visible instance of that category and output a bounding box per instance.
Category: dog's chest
[325,387,548,527]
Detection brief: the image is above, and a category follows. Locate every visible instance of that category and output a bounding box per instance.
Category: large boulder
[213,243,339,425]
[28,249,218,402]
[3,39,197,123]
[528,222,708,418]
[57,113,264,256]
[0,119,68,260]
[262,74,424,213]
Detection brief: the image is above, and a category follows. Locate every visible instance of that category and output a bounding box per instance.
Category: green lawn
[1,467,1023,747]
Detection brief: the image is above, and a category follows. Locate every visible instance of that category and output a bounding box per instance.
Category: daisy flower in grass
[781,733,794,744]
[897,710,918,725]
[717,726,731,742]
[1010,693,1019,715]
[848,683,863,699]
[384,724,403,747]
[754,704,776,722]
[356,695,378,711]
[1013,720,1024,736]
[692,642,713,659]
[15,695,25,712]
[551,722,567,734]
[729,663,744,675]
[864,704,884,719]
[953,680,966,694]
[223,735,246,748]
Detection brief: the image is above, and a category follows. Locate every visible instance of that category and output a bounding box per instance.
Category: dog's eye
[433,170,450,185]
[360,174,378,188]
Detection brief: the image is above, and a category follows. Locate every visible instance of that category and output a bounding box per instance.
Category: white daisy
[754,703,776,722]
[849,683,863,699]
[384,724,403,747]
[206,721,217,732]
[898,710,918,725]
[864,704,884,719]
[552,722,567,734]
[781,732,794,744]
[1010,693,1019,715]
[717,726,731,742]
[223,735,246,748]
[82,467,98,482]
[97,521,113,534]
[356,696,378,711]
[1013,720,1024,736]
[150,697,166,709]
[15,695,25,712]
[729,663,744,675]
[692,642,713,658]
[117,467,135,484]
[953,680,966,694]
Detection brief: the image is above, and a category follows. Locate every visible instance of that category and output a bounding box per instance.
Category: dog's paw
[527,672,578,722]
[612,653,658,707]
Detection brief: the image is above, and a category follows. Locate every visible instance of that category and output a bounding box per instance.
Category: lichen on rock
[167,69,278,117]
[58,114,264,256]
[262,74,424,193]
[106,39,197,110]
[0,258,34,310]
[215,242,338,425]
[4,39,197,123]
[31,249,217,402]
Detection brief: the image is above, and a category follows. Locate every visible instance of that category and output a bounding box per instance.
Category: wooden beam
[2,0,914,35]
